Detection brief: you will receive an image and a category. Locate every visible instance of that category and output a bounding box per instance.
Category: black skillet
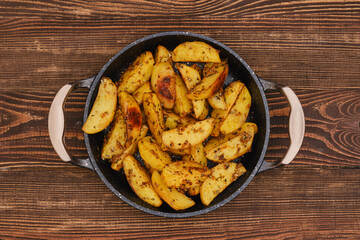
[48,32,305,218]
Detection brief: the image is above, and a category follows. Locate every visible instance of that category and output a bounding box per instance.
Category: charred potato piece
[206,123,258,162]
[143,93,167,150]
[138,136,172,172]
[132,81,152,105]
[161,160,211,191]
[123,155,162,207]
[172,41,221,63]
[118,91,142,148]
[155,45,172,64]
[151,62,176,109]
[174,73,193,117]
[101,111,126,161]
[220,86,251,135]
[186,63,228,100]
[152,170,195,210]
[111,124,148,171]
[117,51,154,94]
[162,118,215,150]
[200,162,246,206]
[202,62,215,77]
[176,63,206,119]
[82,77,117,134]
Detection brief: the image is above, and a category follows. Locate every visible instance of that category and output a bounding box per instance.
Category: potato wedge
[186,63,228,100]
[202,62,215,77]
[138,136,172,172]
[155,45,172,64]
[210,108,227,137]
[187,186,200,196]
[200,162,246,206]
[101,111,126,161]
[172,41,221,63]
[163,110,196,130]
[122,155,162,207]
[176,63,206,119]
[196,99,209,120]
[190,143,207,166]
[190,63,202,75]
[204,128,243,154]
[152,170,195,210]
[206,123,258,162]
[220,86,251,135]
[111,124,148,171]
[118,91,142,147]
[161,160,211,190]
[167,147,191,156]
[132,81,152,105]
[117,51,154,94]
[162,118,215,150]
[208,90,227,110]
[151,62,176,109]
[174,73,193,117]
[143,93,167,150]
[82,77,117,134]
[224,81,245,112]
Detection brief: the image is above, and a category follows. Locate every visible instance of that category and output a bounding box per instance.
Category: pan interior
[84,32,269,217]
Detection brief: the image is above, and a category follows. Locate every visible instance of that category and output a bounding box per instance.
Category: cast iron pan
[48,32,305,218]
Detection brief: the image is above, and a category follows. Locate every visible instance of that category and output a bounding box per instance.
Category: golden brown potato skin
[172,41,221,63]
[82,77,117,134]
[117,51,154,94]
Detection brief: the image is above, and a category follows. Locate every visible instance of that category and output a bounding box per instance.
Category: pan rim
[84,31,270,218]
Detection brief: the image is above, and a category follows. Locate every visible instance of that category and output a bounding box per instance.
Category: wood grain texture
[0,89,359,170]
[0,17,359,89]
[0,167,359,239]
[0,0,359,19]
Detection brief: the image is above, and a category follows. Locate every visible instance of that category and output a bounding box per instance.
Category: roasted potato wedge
[206,123,258,162]
[162,118,215,150]
[174,73,193,117]
[176,63,206,119]
[111,124,148,171]
[167,147,191,156]
[186,63,228,100]
[143,93,167,150]
[172,41,221,63]
[117,51,154,94]
[151,62,176,109]
[155,45,172,64]
[138,136,172,172]
[210,109,227,137]
[163,110,196,130]
[101,111,126,161]
[208,90,227,110]
[132,81,152,105]
[224,81,245,112]
[190,63,202,75]
[161,160,211,190]
[200,162,246,206]
[118,91,142,147]
[220,86,251,135]
[202,62,215,77]
[123,155,162,207]
[190,143,207,166]
[204,128,243,153]
[82,77,117,134]
[187,186,200,196]
[152,170,195,210]
[196,99,209,120]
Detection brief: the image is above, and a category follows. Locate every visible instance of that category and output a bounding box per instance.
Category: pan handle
[48,77,95,171]
[257,78,305,173]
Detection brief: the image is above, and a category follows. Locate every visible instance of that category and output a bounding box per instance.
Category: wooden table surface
[1,1,359,239]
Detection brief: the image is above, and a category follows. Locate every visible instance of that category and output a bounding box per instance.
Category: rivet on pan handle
[257,77,305,173]
[48,77,95,171]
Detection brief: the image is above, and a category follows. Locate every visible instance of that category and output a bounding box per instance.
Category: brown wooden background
[1,0,359,239]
